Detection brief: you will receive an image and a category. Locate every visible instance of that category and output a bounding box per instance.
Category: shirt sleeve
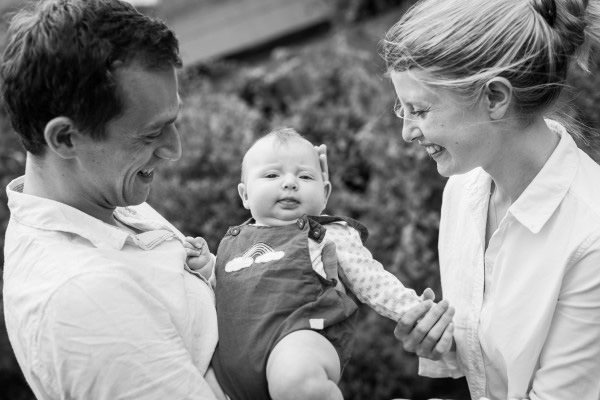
[325,222,422,321]
[527,235,600,400]
[418,352,464,379]
[36,270,219,400]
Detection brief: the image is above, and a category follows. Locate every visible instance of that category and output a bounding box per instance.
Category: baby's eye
[264,173,279,178]
[299,174,314,180]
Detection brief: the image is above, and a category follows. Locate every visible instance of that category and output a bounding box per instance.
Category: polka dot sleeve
[325,222,421,321]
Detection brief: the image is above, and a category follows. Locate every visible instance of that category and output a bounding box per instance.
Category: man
[1,1,223,398]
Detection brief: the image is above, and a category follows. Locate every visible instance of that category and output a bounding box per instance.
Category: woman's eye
[410,108,430,117]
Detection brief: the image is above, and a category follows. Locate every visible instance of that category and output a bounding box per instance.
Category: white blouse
[419,121,600,400]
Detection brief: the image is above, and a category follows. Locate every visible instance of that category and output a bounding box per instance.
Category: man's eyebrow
[146,100,183,131]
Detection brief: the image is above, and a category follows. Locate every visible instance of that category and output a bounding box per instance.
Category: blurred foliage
[1,1,600,399]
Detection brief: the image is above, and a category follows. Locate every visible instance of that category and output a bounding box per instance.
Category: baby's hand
[184,236,214,280]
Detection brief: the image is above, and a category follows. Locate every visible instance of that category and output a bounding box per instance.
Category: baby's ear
[323,180,332,206]
[237,182,250,209]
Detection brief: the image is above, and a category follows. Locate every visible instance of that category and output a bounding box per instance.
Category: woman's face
[390,69,496,177]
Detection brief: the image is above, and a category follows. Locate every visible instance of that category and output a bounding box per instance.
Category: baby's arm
[183,236,215,282]
[325,223,423,321]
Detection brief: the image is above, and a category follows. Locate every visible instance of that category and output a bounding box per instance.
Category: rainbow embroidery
[225,243,285,272]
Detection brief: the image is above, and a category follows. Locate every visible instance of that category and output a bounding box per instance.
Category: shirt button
[312,229,320,238]
[297,218,305,229]
[231,228,240,236]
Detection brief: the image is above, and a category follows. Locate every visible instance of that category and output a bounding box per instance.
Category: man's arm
[37,270,219,400]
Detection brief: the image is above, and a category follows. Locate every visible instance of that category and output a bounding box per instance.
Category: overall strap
[308,215,369,244]
[222,218,254,238]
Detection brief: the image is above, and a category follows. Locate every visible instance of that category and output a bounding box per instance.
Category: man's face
[74,61,181,210]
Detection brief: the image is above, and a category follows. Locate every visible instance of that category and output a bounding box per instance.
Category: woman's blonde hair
[382,0,600,116]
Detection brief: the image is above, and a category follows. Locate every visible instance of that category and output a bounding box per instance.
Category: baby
[188,128,427,400]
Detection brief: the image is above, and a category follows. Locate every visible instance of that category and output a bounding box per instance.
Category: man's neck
[23,153,117,225]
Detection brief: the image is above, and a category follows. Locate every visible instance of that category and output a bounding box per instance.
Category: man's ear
[43,117,79,159]
[482,77,512,120]
[237,182,250,209]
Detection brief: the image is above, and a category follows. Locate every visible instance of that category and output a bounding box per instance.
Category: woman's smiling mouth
[423,144,445,157]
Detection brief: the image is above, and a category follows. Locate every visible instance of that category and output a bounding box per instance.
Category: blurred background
[1,1,599,399]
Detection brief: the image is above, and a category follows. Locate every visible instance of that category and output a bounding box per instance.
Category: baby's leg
[266,329,343,400]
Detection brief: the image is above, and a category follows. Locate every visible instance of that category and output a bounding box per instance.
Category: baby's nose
[282,175,298,190]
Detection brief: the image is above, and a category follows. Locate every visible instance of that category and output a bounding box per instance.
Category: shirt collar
[465,120,579,234]
[509,120,579,233]
[6,176,179,250]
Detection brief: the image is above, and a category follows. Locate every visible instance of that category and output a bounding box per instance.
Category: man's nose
[154,124,182,161]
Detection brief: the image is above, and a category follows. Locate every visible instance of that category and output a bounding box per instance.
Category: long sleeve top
[308,221,421,321]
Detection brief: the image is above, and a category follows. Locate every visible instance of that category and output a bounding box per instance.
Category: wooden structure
[170,0,333,65]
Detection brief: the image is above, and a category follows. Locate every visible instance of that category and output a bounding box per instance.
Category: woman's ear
[483,77,513,120]
[44,117,79,159]
[237,182,250,209]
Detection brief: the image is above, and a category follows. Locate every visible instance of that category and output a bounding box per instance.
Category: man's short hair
[0,0,182,155]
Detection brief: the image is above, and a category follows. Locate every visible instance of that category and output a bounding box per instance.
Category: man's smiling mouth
[138,168,154,178]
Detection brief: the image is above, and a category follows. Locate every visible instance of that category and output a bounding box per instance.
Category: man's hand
[394,288,455,360]
[183,236,214,280]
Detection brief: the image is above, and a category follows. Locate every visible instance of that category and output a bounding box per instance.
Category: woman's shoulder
[568,149,600,223]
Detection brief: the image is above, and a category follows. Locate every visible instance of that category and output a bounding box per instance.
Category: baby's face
[238,137,331,226]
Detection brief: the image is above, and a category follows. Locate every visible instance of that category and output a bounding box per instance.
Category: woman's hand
[394,288,455,360]
[315,144,329,183]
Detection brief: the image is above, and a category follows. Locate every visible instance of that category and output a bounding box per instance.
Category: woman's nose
[401,120,423,143]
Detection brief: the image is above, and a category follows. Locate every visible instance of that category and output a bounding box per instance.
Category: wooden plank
[0,0,333,65]
[171,0,333,64]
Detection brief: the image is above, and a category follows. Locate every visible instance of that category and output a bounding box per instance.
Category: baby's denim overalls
[212,215,367,400]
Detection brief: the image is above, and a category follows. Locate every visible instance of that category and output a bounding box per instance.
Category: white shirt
[3,177,219,400]
[419,121,600,400]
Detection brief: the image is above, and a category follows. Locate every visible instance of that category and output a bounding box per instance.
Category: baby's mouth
[278,198,300,207]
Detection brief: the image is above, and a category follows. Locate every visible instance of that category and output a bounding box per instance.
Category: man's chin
[122,191,151,207]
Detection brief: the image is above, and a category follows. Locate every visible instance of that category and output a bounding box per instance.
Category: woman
[383,0,600,399]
